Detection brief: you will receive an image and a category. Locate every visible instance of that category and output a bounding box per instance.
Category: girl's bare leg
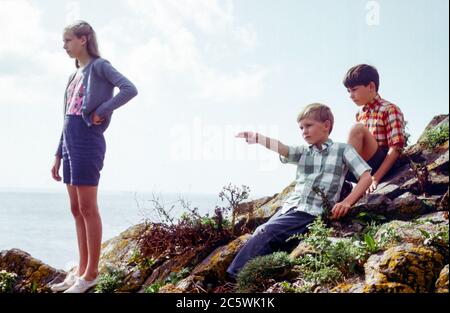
[66,184,88,277]
[76,185,102,281]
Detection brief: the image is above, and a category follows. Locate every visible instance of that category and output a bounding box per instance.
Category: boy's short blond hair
[297,103,334,134]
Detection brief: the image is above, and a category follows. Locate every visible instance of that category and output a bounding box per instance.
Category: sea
[0,190,221,271]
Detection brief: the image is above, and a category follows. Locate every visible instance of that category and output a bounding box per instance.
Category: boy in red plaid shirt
[343,64,406,193]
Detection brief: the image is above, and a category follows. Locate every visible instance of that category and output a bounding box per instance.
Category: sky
[0,0,448,198]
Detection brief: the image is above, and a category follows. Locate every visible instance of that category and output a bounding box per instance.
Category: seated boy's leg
[347,123,379,161]
[342,123,382,198]
[341,145,390,200]
[226,209,315,279]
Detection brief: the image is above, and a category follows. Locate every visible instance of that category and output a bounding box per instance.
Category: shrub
[128,249,156,271]
[144,281,165,293]
[236,252,294,293]
[137,191,236,261]
[0,270,17,293]
[287,218,368,291]
[144,267,191,293]
[164,267,191,286]
[94,268,125,293]
[421,123,449,150]
[219,184,250,234]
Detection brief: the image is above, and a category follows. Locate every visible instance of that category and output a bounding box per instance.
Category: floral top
[65,69,85,115]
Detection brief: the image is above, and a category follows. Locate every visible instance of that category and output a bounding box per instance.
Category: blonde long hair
[64,20,101,68]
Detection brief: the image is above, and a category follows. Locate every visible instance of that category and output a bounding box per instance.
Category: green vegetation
[290,219,366,287]
[352,212,387,226]
[219,184,250,234]
[94,267,125,293]
[375,225,401,249]
[144,281,165,293]
[0,270,17,293]
[138,185,251,263]
[236,252,294,293]
[258,218,406,292]
[419,224,449,247]
[421,123,449,149]
[128,249,156,271]
[236,218,373,293]
[144,267,191,293]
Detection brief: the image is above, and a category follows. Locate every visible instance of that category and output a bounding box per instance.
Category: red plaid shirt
[356,94,406,150]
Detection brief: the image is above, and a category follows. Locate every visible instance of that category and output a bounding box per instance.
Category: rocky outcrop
[233,182,295,233]
[0,249,65,293]
[435,265,449,293]
[331,211,449,293]
[159,234,251,293]
[1,115,448,293]
[190,234,251,283]
[363,244,445,292]
[97,223,151,292]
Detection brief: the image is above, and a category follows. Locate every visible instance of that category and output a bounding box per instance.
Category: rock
[234,196,276,233]
[98,223,151,292]
[351,194,392,216]
[331,277,365,293]
[428,172,449,195]
[363,243,444,292]
[235,182,296,233]
[427,150,449,173]
[156,235,252,293]
[190,234,251,283]
[374,211,449,250]
[415,211,449,224]
[435,265,449,293]
[141,245,206,288]
[386,192,430,219]
[362,282,415,293]
[158,275,206,293]
[235,196,275,217]
[253,182,296,219]
[375,165,416,199]
[0,249,66,293]
[289,242,318,259]
[158,283,185,293]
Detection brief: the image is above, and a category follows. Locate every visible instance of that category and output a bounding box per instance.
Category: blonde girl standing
[50,21,137,293]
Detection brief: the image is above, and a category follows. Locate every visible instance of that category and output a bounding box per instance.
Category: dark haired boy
[343,64,406,193]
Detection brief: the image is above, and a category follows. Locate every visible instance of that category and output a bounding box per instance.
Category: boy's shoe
[50,272,78,292]
[63,277,98,293]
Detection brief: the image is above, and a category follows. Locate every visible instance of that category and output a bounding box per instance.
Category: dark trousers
[226,208,316,278]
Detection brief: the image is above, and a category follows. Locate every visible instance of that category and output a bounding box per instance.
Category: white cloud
[98,0,268,104]
[0,0,272,193]
[0,0,44,56]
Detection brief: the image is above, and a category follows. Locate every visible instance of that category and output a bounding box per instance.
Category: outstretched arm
[236,132,289,157]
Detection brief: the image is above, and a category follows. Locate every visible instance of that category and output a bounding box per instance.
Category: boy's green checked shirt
[279,139,371,216]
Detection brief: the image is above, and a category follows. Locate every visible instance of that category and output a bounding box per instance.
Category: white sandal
[63,277,98,293]
[50,271,78,292]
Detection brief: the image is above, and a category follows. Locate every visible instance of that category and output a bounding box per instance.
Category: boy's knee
[349,123,367,139]
[350,123,366,134]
